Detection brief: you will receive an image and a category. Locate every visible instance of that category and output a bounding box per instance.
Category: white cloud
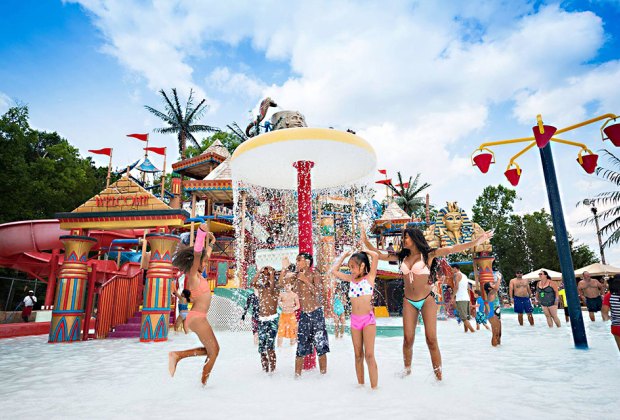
[66,0,620,262]
[0,92,11,114]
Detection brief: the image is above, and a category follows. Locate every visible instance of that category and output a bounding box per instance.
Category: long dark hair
[172,245,205,273]
[349,252,370,277]
[181,289,191,303]
[398,227,440,281]
[609,274,620,295]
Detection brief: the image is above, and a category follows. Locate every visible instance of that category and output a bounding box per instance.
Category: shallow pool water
[1,313,618,419]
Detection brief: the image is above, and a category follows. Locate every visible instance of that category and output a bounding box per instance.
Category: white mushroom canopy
[231,127,377,190]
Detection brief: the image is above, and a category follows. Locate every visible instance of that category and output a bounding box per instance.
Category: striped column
[140,233,179,342]
[49,236,97,343]
[473,255,495,300]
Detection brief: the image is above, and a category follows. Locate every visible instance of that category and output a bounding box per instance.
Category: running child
[331,248,379,389]
[168,223,219,386]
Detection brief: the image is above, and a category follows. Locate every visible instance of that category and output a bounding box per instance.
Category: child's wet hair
[172,245,205,273]
[349,252,371,276]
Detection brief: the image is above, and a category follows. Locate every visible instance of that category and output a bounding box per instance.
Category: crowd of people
[166,222,620,389]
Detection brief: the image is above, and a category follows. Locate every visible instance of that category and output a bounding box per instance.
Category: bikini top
[401,254,430,277]
[190,275,211,298]
[349,277,373,298]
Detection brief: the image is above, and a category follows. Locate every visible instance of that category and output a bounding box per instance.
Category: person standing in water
[331,248,380,389]
[451,264,476,333]
[277,280,300,347]
[168,223,219,386]
[363,226,492,380]
[537,270,561,328]
[509,270,534,326]
[250,266,279,373]
[281,253,330,377]
[578,271,605,322]
[484,279,502,346]
[241,290,260,346]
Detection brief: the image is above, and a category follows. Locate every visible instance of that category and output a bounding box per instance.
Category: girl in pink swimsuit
[331,247,379,389]
[362,226,492,380]
[168,223,220,386]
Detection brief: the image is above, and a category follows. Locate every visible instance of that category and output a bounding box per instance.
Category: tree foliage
[0,106,109,223]
[185,131,244,158]
[385,172,431,216]
[578,149,620,248]
[472,185,598,278]
[145,88,219,158]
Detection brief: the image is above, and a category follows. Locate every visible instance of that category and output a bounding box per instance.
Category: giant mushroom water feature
[231,110,376,367]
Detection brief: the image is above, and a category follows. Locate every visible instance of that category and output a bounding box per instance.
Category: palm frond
[600,149,620,170]
[144,106,176,126]
[159,89,182,122]
[154,126,181,134]
[185,98,209,124]
[188,124,220,133]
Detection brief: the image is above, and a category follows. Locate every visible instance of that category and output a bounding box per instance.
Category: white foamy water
[1,313,618,419]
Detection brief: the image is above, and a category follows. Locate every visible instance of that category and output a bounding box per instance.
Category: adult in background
[578,271,605,322]
[509,270,534,326]
[451,264,476,333]
[21,290,37,322]
[537,270,561,328]
[601,274,620,351]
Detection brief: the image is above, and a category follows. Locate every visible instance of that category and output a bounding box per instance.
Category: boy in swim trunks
[277,281,300,347]
[250,266,280,373]
[281,253,330,377]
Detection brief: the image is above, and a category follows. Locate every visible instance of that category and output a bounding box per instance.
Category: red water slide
[0,219,146,281]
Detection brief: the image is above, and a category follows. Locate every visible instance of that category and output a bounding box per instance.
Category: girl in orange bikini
[362,227,492,380]
[168,223,220,386]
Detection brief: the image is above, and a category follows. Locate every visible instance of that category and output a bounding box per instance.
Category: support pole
[294,160,317,370]
[539,143,588,349]
[49,236,97,343]
[44,249,60,307]
[82,263,97,340]
[140,233,179,342]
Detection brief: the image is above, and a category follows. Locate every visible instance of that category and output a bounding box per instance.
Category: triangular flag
[375,179,392,185]
[144,147,166,155]
[378,169,387,175]
[88,148,112,156]
[127,133,149,141]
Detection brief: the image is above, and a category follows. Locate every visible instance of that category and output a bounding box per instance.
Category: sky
[0,0,619,264]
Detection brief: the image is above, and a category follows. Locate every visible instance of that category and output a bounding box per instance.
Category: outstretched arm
[364,248,380,284]
[189,223,210,283]
[361,227,398,262]
[433,230,494,258]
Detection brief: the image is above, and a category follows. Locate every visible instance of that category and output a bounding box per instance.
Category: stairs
[106,311,175,339]
[107,312,142,339]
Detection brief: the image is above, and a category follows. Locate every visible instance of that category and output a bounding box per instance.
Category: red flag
[375,179,392,185]
[88,148,112,156]
[395,182,409,189]
[127,133,149,141]
[144,147,166,155]
[378,169,387,175]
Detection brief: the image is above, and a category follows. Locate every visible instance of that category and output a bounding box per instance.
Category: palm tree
[145,88,219,158]
[386,172,431,216]
[579,149,620,248]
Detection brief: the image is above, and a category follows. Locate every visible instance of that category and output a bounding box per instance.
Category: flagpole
[142,135,149,184]
[106,149,113,188]
[161,148,167,199]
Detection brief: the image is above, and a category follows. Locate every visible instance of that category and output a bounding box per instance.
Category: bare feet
[168,352,180,377]
[201,360,211,386]
[434,366,442,381]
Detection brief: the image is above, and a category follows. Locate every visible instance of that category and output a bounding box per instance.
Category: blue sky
[1,0,619,263]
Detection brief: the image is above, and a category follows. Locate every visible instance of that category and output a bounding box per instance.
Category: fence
[95,271,143,338]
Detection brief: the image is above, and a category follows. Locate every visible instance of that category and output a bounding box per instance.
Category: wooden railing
[95,271,143,339]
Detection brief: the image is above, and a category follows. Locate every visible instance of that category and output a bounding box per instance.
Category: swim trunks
[258,317,278,353]
[277,312,298,339]
[296,307,330,357]
[585,296,602,312]
[513,296,533,314]
[455,301,471,321]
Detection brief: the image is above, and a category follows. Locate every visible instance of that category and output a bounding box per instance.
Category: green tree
[472,185,518,231]
[185,131,244,158]
[386,172,431,216]
[578,149,620,249]
[145,88,219,159]
[0,105,109,223]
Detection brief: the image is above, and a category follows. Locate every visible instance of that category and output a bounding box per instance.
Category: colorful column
[294,160,316,370]
[319,216,335,314]
[473,254,495,300]
[140,233,179,342]
[294,161,314,254]
[49,236,97,343]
